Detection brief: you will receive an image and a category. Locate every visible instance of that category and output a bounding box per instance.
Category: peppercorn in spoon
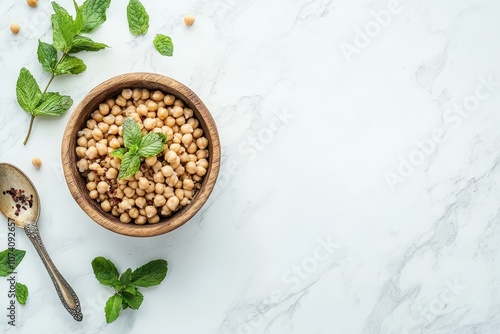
[0,163,83,321]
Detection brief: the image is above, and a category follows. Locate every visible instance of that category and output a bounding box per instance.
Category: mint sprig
[127,0,149,35]
[110,118,167,179]
[16,0,110,145]
[91,256,168,324]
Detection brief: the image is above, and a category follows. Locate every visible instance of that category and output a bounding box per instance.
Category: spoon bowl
[0,163,83,321]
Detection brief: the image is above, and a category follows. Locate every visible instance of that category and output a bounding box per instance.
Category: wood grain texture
[61,73,220,237]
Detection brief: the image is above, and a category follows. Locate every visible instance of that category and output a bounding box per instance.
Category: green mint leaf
[0,249,26,276]
[34,92,73,117]
[122,299,129,310]
[92,257,120,287]
[137,132,166,158]
[119,268,132,287]
[37,41,58,73]
[110,147,127,160]
[121,287,144,310]
[118,152,141,180]
[127,0,149,35]
[54,55,87,75]
[131,259,168,288]
[81,0,111,33]
[51,2,76,52]
[15,282,28,305]
[105,294,122,324]
[153,34,174,57]
[73,0,84,34]
[122,117,142,148]
[69,36,108,53]
[16,68,43,113]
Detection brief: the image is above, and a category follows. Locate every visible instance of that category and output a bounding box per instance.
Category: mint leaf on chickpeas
[76,88,210,225]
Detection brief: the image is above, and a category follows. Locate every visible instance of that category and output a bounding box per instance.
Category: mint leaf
[34,92,73,116]
[121,287,143,310]
[55,55,87,75]
[92,257,120,287]
[37,41,58,73]
[0,249,26,276]
[69,36,108,53]
[105,294,122,324]
[118,152,141,180]
[110,147,127,160]
[81,0,111,33]
[137,132,166,158]
[73,0,84,34]
[16,68,43,113]
[127,0,149,35]
[51,2,76,52]
[119,268,132,287]
[131,260,168,288]
[153,34,174,57]
[15,282,28,305]
[122,118,142,148]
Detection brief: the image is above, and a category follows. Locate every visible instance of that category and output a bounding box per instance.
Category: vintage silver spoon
[0,163,82,321]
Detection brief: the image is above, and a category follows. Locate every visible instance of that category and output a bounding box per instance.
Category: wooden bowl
[61,73,220,237]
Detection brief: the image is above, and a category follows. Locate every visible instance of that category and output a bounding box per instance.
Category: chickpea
[184,190,193,199]
[127,207,138,219]
[164,94,175,105]
[157,107,169,120]
[97,181,109,194]
[148,215,160,224]
[76,147,87,158]
[180,152,189,163]
[182,134,193,146]
[165,151,177,164]
[166,116,176,127]
[101,200,111,212]
[154,194,167,207]
[187,118,199,129]
[86,119,97,130]
[193,128,203,139]
[155,183,165,194]
[116,96,127,107]
[138,177,149,190]
[122,89,133,100]
[89,190,98,199]
[89,162,100,171]
[174,99,184,107]
[119,199,132,211]
[170,157,181,170]
[146,100,158,112]
[76,158,89,172]
[106,98,116,108]
[184,15,195,26]
[86,146,98,159]
[197,159,209,169]
[143,118,156,130]
[184,108,194,119]
[106,168,118,179]
[108,124,119,135]
[143,156,156,166]
[136,215,147,225]
[187,142,198,154]
[92,127,103,141]
[120,213,132,223]
[175,166,185,176]
[136,197,146,208]
[111,105,122,116]
[180,197,190,206]
[196,137,209,149]
[174,189,184,200]
[124,187,135,198]
[115,115,124,126]
[188,154,198,162]
[193,174,202,182]
[176,117,186,126]
[109,138,121,149]
[171,106,184,118]
[96,142,107,156]
[92,111,104,122]
[141,89,150,100]
[145,192,155,201]
[146,182,156,194]
[161,165,174,177]
[163,186,175,198]
[196,150,208,159]
[180,124,193,134]
[145,205,157,218]
[167,196,180,211]
[27,0,38,7]
[154,172,165,183]
[10,23,20,34]
[132,88,141,100]
[167,174,179,187]
[183,179,194,190]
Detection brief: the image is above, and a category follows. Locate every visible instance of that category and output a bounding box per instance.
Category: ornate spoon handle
[24,223,83,321]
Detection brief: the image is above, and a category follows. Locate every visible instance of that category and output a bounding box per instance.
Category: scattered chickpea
[10,23,20,34]
[32,157,42,169]
[27,0,38,7]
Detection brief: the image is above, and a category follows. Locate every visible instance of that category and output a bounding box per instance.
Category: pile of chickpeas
[75,88,209,224]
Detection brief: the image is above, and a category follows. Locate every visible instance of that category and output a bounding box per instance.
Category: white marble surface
[1,0,500,333]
